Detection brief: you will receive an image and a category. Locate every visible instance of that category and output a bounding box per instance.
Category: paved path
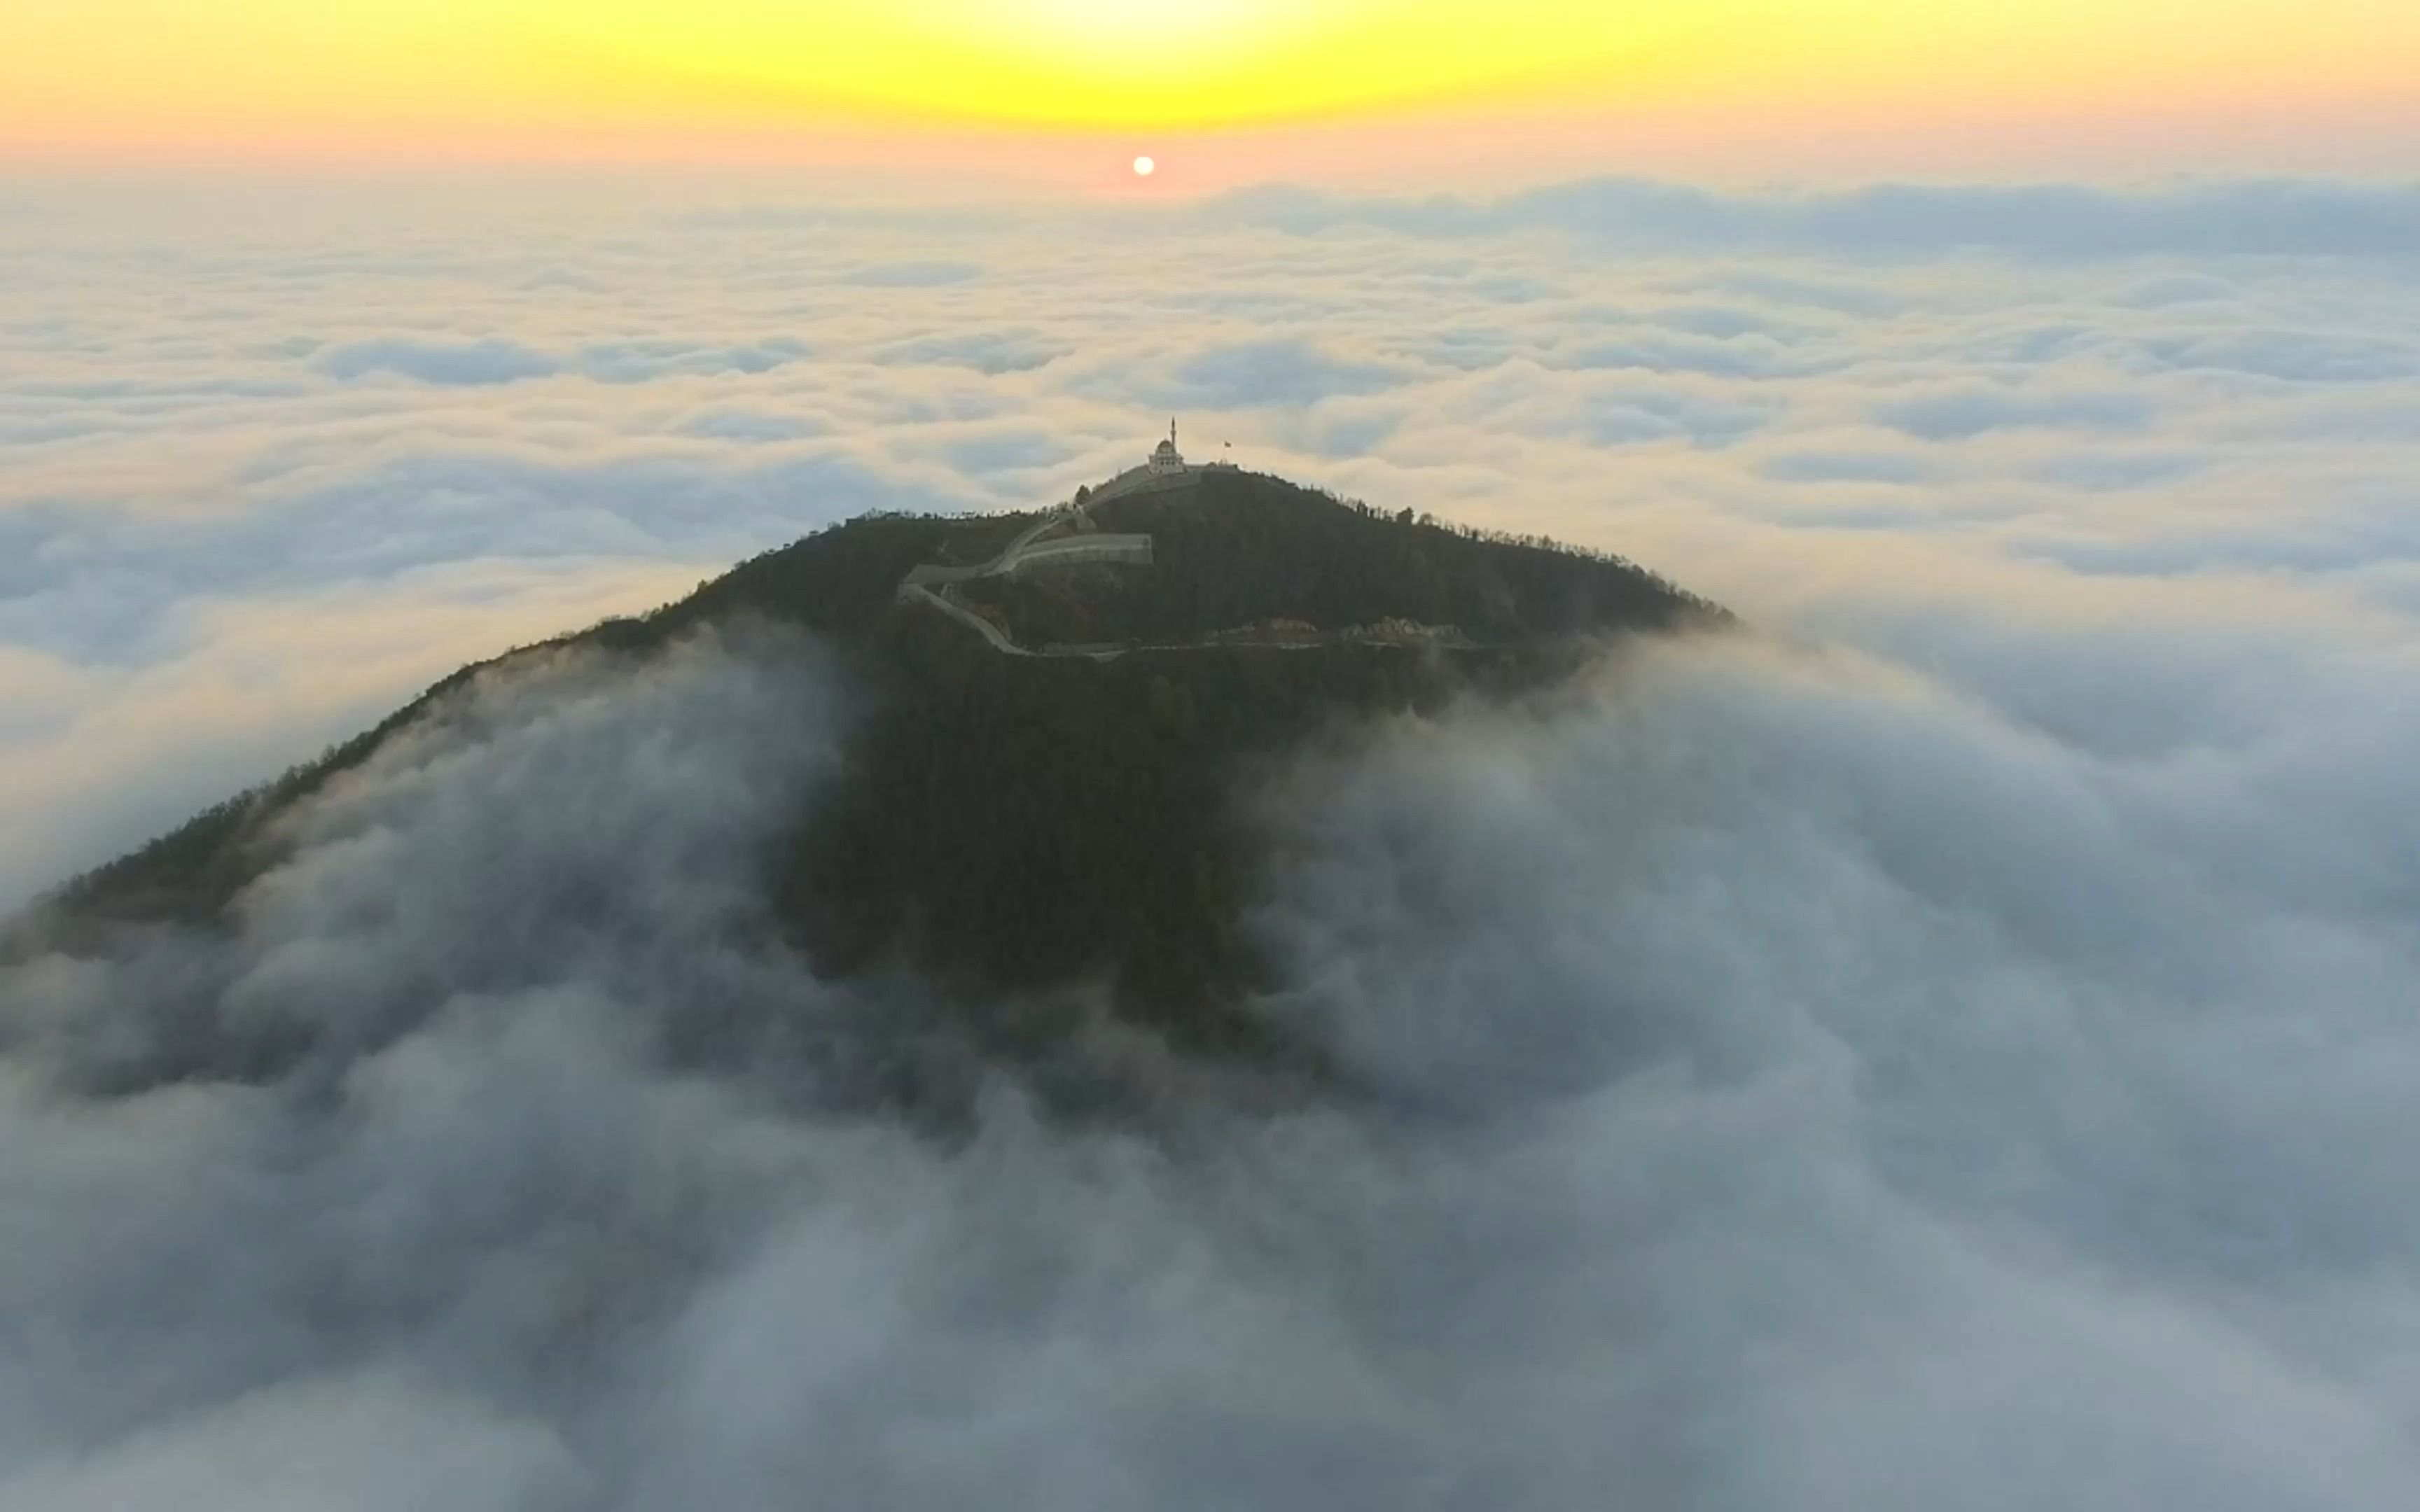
[900,509,1074,589]
[898,582,1041,656]
[896,498,1152,657]
[895,482,1459,662]
[1002,534,1154,572]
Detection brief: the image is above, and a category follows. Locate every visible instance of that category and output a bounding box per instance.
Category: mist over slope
[5,597,2418,1507]
[41,479,1712,1063]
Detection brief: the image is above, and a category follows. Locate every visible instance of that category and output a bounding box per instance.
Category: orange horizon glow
[4,1,2416,180]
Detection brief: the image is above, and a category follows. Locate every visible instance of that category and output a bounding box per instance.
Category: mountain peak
[27,469,1721,1082]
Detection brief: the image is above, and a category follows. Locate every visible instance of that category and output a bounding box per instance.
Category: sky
[6,0,2419,181]
[6,4,2420,1507]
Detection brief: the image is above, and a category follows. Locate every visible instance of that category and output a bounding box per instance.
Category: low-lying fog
[6,604,2415,1510]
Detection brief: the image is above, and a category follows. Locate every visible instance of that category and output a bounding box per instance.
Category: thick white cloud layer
[4,173,2420,1504]
[5,616,2419,1508]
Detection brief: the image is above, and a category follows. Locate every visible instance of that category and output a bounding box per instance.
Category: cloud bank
[6,606,2419,1507]
[8,173,2420,911]
[1219,176,2420,258]
[4,172,2420,1502]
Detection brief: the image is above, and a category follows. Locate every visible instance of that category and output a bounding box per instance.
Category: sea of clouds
[3,172,2419,1506]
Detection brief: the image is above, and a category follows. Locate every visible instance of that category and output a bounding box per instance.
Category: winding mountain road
[895,482,1460,661]
[895,500,1153,658]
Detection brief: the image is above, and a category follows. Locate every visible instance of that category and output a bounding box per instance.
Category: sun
[1134,155,1157,177]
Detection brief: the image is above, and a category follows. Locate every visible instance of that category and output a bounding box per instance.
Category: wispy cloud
[318,338,561,386]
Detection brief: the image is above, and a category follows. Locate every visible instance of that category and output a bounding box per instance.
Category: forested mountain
[27,470,1724,1076]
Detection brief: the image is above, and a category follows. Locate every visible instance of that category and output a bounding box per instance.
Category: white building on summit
[1088,419,1218,503]
[1148,418,1187,475]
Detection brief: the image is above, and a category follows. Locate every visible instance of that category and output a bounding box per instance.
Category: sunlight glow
[4,0,2413,162]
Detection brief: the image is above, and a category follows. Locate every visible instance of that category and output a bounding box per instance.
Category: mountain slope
[29,470,1724,1072]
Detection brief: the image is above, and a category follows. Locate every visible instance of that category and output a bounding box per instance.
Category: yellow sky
[5,0,2415,169]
